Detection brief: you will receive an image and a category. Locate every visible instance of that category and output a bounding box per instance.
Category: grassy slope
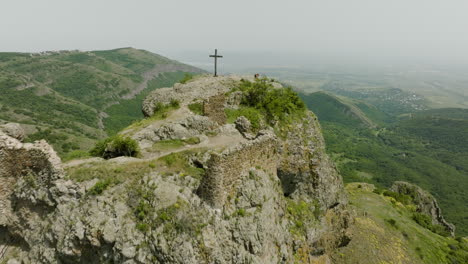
[331,183,468,264]
[301,92,468,235]
[299,92,392,127]
[0,48,201,156]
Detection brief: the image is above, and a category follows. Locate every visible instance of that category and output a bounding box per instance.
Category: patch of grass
[157,150,206,180]
[333,183,468,264]
[66,160,153,183]
[184,137,201,145]
[286,199,320,238]
[88,178,113,195]
[124,101,180,132]
[235,208,247,217]
[152,139,185,151]
[62,150,91,161]
[225,107,263,131]
[188,102,203,115]
[179,73,194,84]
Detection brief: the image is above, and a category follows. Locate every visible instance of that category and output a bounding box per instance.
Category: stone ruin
[203,94,227,125]
[197,131,278,208]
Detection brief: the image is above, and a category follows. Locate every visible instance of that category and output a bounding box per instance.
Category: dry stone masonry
[202,94,227,125]
[197,131,278,208]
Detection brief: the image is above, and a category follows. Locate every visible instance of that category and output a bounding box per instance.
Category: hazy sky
[1,0,468,64]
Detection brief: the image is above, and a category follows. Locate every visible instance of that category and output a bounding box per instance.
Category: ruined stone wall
[0,132,63,226]
[198,132,278,208]
[203,94,227,125]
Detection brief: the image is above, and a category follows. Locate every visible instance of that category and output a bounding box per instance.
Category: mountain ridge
[0,48,204,157]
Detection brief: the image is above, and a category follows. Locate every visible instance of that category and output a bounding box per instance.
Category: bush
[386,218,397,227]
[412,212,451,236]
[170,99,180,108]
[90,135,140,159]
[382,190,412,205]
[237,78,305,125]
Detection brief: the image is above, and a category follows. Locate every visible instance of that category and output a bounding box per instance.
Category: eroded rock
[0,123,25,142]
[391,181,455,236]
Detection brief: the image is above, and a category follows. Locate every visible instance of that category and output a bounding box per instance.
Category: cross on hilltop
[209,49,223,77]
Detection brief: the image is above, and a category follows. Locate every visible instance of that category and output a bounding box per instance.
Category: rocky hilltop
[0,75,352,263]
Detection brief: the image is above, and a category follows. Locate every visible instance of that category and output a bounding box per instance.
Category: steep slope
[299,91,391,127]
[331,183,467,264]
[0,48,203,157]
[302,94,468,235]
[0,76,351,263]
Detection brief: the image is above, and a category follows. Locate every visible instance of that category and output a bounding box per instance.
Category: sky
[1,0,468,66]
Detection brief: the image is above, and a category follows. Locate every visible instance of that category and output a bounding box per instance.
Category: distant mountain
[0,48,203,156]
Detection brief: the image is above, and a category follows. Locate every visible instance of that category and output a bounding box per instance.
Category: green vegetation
[0,48,200,158]
[412,213,451,237]
[302,91,468,235]
[157,151,205,180]
[62,150,91,162]
[90,135,140,159]
[225,107,263,131]
[188,102,203,115]
[236,78,305,125]
[179,73,194,84]
[104,71,188,135]
[331,183,468,264]
[151,137,200,152]
[286,199,320,237]
[87,179,112,195]
[224,78,306,135]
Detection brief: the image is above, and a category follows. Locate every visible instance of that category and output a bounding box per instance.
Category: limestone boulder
[0,123,25,141]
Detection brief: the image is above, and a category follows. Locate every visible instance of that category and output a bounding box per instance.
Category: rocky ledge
[0,75,352,263]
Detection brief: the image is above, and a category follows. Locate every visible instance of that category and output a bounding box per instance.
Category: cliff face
[391,181,455,236]
[0,75,351,263]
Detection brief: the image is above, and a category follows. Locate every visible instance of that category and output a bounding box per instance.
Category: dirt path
[64,132,246,169]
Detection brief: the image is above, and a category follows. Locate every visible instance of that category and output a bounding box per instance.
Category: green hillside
[299,91,392,126]
[301,92,468,236]
[0,48,202,157]
[332,183,468,264]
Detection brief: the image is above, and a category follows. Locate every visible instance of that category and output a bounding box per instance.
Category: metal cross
[209,49,223,77]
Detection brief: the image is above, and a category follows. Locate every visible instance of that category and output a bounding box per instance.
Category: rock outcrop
[0,75,352,263]
[391,181,455,236]
[0,123,25,142]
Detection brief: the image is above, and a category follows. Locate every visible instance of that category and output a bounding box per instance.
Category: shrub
[382,190,412,205]
[153,102,165,113]
[170,99,180,108]
[237,78,305,125]
[386,218,397,227]
[90,135,140,159]
[412,212,451,236]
